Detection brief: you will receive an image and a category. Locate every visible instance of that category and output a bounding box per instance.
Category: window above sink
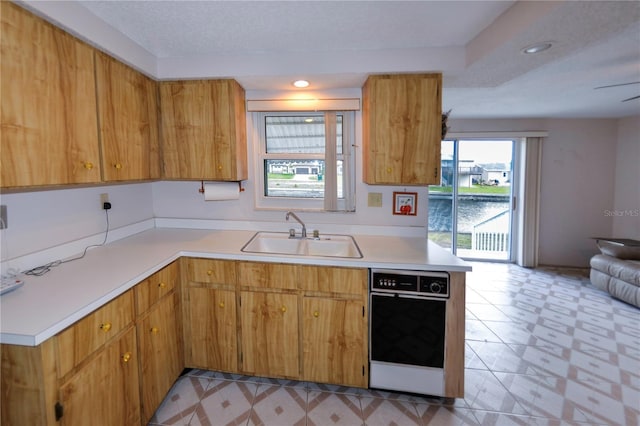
[252,111,356,212]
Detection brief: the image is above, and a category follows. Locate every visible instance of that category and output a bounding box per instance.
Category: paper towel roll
[203,182,240,201]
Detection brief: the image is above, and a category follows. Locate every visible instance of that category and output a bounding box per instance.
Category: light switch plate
[368,192,383,207]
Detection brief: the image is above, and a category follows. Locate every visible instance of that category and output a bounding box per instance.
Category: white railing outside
[472,210,510,253]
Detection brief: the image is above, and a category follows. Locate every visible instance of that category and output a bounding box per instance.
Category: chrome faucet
[285,211,307,238]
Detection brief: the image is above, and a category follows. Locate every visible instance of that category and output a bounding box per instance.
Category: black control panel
[371,269,449,298]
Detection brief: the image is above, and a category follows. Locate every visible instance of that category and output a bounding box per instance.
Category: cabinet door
[240,291,299,379]
[362,73,442,185]
[96,51,159,181]
[137,292,183,424]
[59,328,140,426]
[302,297,367,388]
[187,287,238,372]
[1,2,101,188]
[159,79,247,180]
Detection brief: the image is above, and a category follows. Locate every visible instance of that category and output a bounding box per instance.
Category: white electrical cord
[23,209,110,276]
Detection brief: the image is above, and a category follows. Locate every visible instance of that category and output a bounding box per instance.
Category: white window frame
[253,111,356,212]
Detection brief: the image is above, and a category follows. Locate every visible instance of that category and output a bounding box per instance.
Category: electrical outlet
[100,193,109,206]
[0,205,7,229]
[368,192,383,207]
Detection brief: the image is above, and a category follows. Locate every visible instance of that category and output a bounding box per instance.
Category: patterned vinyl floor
[149,262,639,426]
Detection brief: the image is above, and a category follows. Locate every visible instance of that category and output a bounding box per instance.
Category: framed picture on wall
[393,191,417,215]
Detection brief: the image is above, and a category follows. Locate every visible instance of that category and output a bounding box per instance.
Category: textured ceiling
[21,0,640,119]
[78,1,512,56]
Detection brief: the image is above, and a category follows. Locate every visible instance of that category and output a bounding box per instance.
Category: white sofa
[590,240,640,308]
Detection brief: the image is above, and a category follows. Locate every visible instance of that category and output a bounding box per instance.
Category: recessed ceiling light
[293,80,310,88]
[522,42,553,54]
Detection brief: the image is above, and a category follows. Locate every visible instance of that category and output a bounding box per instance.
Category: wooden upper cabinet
[362,73,442,185]
[0,2,101,188]
[95,52,160,182]
[159,79,248,181]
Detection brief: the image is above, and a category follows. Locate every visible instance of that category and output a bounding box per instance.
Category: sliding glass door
[429,139,514,261]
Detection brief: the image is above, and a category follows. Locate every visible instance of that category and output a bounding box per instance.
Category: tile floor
[149,262,639,426]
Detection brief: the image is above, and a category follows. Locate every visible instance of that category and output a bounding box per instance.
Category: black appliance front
[370,294,446,368]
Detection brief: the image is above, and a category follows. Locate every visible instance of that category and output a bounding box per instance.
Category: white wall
[2,117,633,271]
[612,116,640,239]
[0,184,154,266]
[152,92,429,233]
[450,118,620,267]
[537,120,618,266]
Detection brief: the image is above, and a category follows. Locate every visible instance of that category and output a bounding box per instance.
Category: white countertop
[0,228,471,346]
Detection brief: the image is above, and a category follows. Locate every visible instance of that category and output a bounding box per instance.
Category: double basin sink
[241,232,363,259]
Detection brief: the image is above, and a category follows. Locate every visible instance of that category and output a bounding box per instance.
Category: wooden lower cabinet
[59,327,140,426]
[1,259,377,425]
[183,259,368,386]
[300,265,368,387]
[0,339,58,425]
[187,287,238,372]
[57,290,134,377]
[182,258,238,372]
[239,290,299,378]
[137,292,183,424]
[302,297,367,387]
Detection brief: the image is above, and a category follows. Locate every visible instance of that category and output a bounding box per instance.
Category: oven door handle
[372,292,438,301]
[397,293,440,301]
[370,292,395,297]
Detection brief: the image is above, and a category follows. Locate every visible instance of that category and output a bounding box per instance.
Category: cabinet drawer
[136,261,178,314]
[237,261,298,290]
[299,266,367,296]
[57,290,134,377]
[186,258,236,287]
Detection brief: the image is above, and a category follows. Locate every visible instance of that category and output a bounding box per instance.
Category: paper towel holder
[198,180,244,194]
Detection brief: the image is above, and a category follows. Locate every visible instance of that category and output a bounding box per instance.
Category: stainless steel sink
[241,232,363,258]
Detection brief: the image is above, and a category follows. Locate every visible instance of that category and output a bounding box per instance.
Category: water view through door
[428,139,514,260]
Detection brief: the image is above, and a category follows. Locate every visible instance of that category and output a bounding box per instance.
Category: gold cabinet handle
[386,167,392,173]
[313,311,319,318]
[158,282,167,289]
[217,165,223,171]
[207,270,213,276]
[83,161,94,170]
[150,327,159,334]
[122,352,132,363]
[281,306,287,313]
[114,163,122,170]
[219,301,225,308]
[100,322,112,332]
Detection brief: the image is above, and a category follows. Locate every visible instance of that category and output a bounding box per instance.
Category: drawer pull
[207,270,213,276]
[281,306,287,313]
[121,352,132,363]
[114,163,123,170]
[100,322,112,332]
[313,311,319,318]
[83,161,94,170]
[219,302,225,308]
[150,327,159,334]
[158,282,167,289]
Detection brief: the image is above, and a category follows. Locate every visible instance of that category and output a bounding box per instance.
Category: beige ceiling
[21,0,640,119]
